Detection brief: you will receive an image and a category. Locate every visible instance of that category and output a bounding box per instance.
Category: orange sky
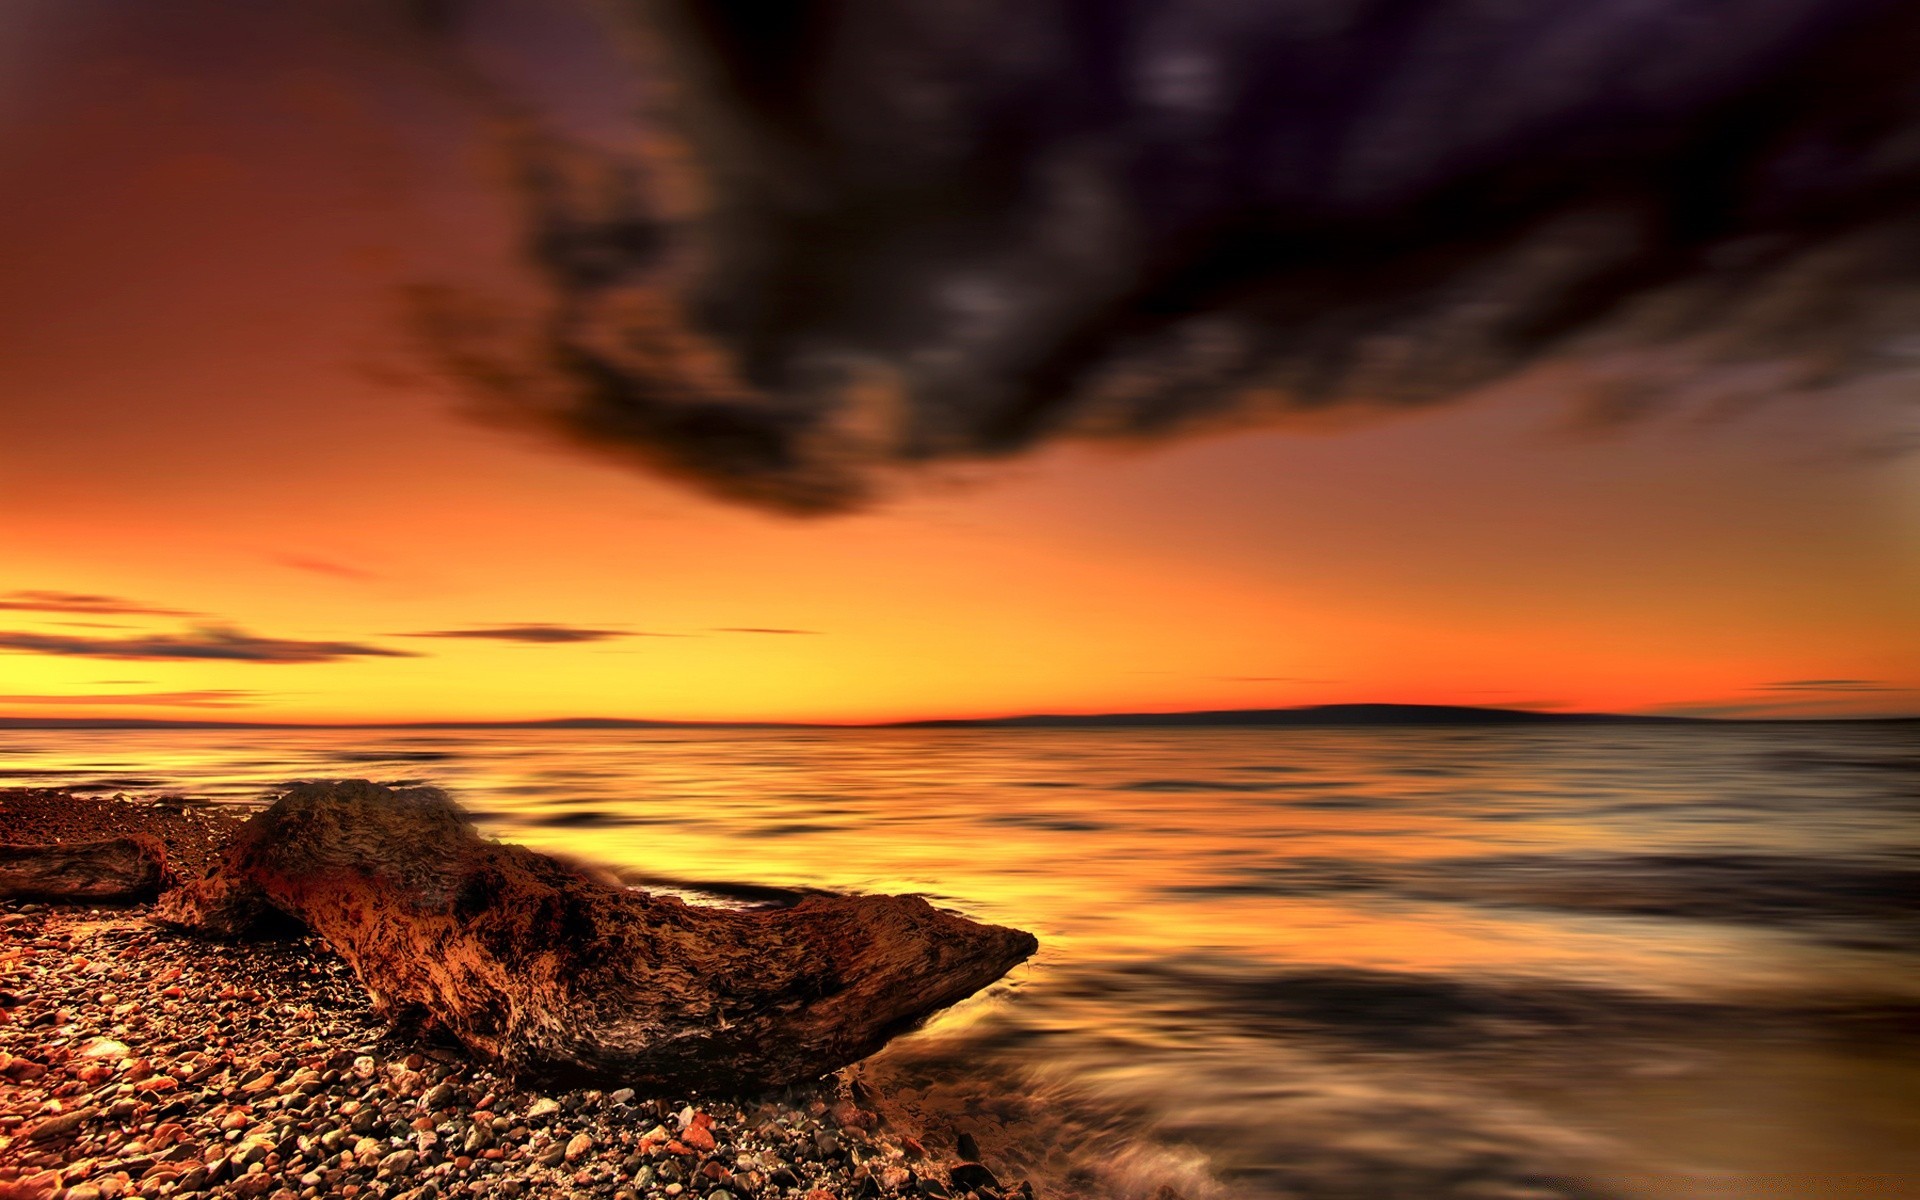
[0,2,1915,724]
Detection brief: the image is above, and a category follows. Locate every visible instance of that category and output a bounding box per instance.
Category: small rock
[24,1108,91,1141]
[564,1132,593,1162]
[878,1165,912,1191]
[949,1162,999,1192]
[830,1101,872,1130]
[526,1097,561,1121]
[0,1054,46,1080]
[0,1170,60,1200]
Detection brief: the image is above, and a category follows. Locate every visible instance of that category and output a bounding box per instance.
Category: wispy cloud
[1649,691,1917,718]
[712,627,823,636]
[400,623,643,644]
[1759,679,1901,692]
[1648,699,1808,718]
[0,590,197,617]
[0,625,418,663]
[276,555,380,582]
[0,690,261,708]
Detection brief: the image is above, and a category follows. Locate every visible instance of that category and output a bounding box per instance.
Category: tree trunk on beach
[157,780,1036,1091]
[0,836,171,902]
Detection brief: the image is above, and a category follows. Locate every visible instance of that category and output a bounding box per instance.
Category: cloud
[406,0,1920,513]
[712,627,822,636]
[0,590,197,617]
[0,625,419,663]
[276,556,380,582]
[1649,691,1916,718]
[1759,679,1902,692]
[0,690,262,709]
[400,623,638,643]
[1647,698,1812,718]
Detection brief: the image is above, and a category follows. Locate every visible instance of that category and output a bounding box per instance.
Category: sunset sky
[1,0,1916,724]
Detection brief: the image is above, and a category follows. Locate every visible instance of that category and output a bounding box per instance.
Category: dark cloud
[0,590,197,617]
[712,627,823,636]
[1760,679,1901,692]
[0,625,419,663]
[400,623,637,643]
[276,556,380,582]
[409,0,1920,513]
[0,690,262,708]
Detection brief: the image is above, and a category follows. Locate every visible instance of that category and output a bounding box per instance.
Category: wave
[1165,852,1920,946]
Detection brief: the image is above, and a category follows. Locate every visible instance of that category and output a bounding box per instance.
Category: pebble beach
[0,794,1035,1200]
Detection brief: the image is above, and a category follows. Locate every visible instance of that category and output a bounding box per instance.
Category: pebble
[0,793,1045,1200]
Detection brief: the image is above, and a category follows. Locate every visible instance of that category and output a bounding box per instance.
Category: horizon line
[0,701,1913,731]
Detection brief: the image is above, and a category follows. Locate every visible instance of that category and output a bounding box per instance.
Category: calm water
[3,723,1918,1198]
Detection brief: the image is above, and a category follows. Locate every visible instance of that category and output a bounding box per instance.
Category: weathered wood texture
[0,836,170,902]
[158,781,1036,1090]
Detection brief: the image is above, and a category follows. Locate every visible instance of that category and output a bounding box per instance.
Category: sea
[2,721,1916,1199]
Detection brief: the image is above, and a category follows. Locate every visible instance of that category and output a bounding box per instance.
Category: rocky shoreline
[0,794,1036,1200]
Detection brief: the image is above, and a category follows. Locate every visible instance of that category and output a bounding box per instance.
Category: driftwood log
[158,781,1036,1089]
[0,836,170,902]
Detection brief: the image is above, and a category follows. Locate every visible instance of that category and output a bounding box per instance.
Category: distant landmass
[885,703,1679,728]
[1,702,1908,731]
